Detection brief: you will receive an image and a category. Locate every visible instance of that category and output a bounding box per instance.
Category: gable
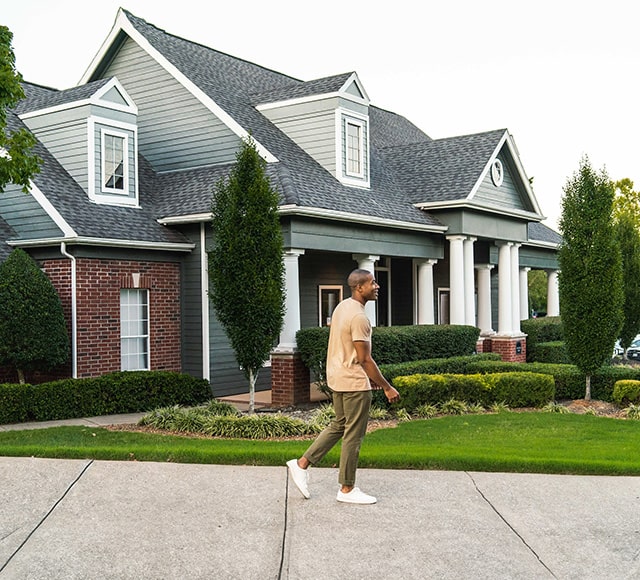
[472,153,533,212]
[100,85,129,107]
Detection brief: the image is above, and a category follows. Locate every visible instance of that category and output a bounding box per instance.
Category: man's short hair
[347,269,372,290]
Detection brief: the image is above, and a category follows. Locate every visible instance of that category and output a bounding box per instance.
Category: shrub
[390,372,554,412]
[0,382,31,424]
[521,316,563,362]
[0,371,212,424]
[533,341,571,364]
[613,380,640,405]
[380,353,501,382]
[296,325,482,390]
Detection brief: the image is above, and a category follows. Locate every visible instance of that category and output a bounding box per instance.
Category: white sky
[4,0,639,229]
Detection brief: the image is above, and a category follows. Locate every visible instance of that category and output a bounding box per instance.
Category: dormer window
[338,111,369,187]
[102,129,128,194]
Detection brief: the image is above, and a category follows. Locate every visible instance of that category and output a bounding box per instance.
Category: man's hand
[383,385,400,404]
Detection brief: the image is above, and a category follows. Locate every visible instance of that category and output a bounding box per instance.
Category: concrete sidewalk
[1,457,640,579]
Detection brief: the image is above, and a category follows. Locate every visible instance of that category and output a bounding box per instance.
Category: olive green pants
[303,390,372,486]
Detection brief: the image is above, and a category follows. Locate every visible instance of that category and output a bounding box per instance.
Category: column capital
[446,234,467,242]
[284,248,305,258]
[521,266,531,273]
[352,254,380,263]
[417,258,438,267]
[495,240,514,247]
[475,263,495,271]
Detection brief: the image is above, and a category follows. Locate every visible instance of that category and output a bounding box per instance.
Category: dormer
[19,77,139,207]
[256,72,371,188]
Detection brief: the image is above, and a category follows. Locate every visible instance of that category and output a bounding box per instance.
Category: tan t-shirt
[326,297,371,392]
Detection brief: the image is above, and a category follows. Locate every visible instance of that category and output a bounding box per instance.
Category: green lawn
[1,412,639,475]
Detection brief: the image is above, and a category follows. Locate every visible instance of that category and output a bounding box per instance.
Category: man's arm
[354,340,400,403]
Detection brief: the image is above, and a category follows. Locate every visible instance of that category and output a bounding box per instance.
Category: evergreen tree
[558,157,623,399]
[0,249,70,383]
[208,138,285,412]
[613,179,640,355]
[0,26,40,193]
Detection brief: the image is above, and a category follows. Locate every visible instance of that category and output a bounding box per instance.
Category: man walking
[287,269,400,504]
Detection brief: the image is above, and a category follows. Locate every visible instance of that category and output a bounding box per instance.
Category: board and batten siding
[0,183,63,240]
[261,98,339,176]
[102,37,241,172]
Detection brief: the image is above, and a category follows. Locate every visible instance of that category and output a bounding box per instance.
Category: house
[0,9,561,402]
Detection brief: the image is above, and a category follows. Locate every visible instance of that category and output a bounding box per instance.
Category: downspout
[60,242,77,378]
[200,223,210,381]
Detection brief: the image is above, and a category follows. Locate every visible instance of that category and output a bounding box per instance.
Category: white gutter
[8,237,195,252]
[60,242,77,379]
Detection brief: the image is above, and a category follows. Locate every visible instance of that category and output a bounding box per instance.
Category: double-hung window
[346,121,362,176]
[120,289,149,371]
[102,129,128,194]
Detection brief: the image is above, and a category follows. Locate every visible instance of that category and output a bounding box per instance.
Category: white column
[278,249,305,350]
[447,236,466,325]
[547,270,560,316]
[497,242,512,335]
[417,259,437,325]
[463,237,476,326]
[510,244,521,334]
[353,254,380,325]
[476,264,494,335]
[520,267,531,321]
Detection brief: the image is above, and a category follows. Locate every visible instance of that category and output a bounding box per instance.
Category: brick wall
[40,258,181,379]
[271,352,310,407]
[488,336,527,363]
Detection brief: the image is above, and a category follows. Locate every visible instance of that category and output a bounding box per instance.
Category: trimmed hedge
[0,371,212,425]
[379,353,502,382]
[390,372,554,411]
[521,317,563,362]
[613,380,640,405]
[296,324,481,382]
[532,341,571,364]
[465,360,640,402]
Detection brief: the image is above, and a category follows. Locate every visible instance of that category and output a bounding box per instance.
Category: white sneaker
[287,459,310,499]
[336,487,377,504]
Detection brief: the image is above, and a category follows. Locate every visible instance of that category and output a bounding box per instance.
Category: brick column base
[488,336,527,363]
[476,337,493,353]
[271,351,311,407]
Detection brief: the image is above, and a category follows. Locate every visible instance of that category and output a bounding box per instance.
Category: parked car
[626,337,640,360]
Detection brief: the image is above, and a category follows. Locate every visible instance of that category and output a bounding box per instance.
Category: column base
[270,350,311,407]
[487,335,527,362]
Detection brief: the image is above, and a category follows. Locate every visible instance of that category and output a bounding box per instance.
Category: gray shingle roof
[379,129,506,204]
[251,72,355,105]
[528,222,562,245]
[15,78,112,114]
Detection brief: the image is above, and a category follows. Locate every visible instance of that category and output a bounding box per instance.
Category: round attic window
[491,159,504,187]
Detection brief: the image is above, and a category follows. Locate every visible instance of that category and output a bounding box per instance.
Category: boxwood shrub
[521,316,563,362]
[390,372,554,411]
[0,371,212,424]
[296,324,481,383]
[532,341,571,364]
[379,353,501,382]
[465,360,640,402]
[613,380,640,405]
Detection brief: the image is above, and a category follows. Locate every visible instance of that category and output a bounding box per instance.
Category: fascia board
[28,182,77,238]
[9,236,195,252]
[467,130,509,201]
[414,199,542,221]
[80,9,278,163]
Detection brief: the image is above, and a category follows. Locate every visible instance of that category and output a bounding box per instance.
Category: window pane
[104,134,125,190]
[346,122,361,174]
[120,289,149,371]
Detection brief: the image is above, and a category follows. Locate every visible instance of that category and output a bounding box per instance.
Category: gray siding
[93,121,137,203]
[474,155,528,211]
[261,98,338,175]
[0,183,63,240]
[103,37,241,172]
[23,108,89,192]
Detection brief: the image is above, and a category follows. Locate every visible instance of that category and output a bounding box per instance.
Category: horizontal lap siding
[104,38,240,172]
[0,183,63,239]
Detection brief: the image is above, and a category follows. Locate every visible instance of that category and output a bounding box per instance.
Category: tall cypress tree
[558,157,623,399]
[208,138,285,411]
[0,249,70,383]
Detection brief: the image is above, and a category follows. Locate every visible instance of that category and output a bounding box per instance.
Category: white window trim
[345,118,365,179]
[101,128,129,195]
[120,289,150,371]
[335,108,370,189]
[318,285,343,327]
[87,116,139,207]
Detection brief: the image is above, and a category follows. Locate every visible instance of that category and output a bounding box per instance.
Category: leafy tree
[0,26,40,193]
[208,137,285,412]
[0,248,70,383]
[527,269,547,315]
[612,179,640,356]
[558,157,623,400]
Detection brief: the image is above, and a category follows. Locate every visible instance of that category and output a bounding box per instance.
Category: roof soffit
[80,8,278,163]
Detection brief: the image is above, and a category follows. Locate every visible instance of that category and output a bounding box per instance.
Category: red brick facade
[271,351,310,407]
[42,258,182,379]
[480,335,527,363]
